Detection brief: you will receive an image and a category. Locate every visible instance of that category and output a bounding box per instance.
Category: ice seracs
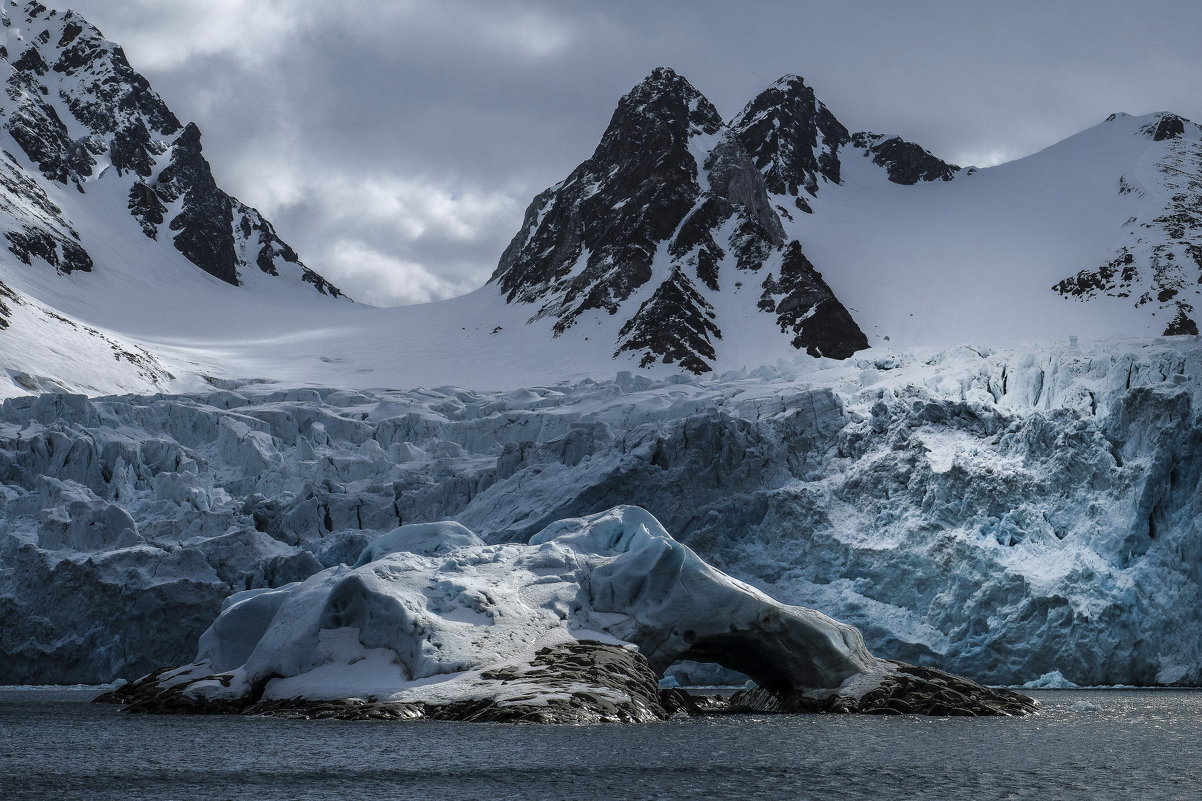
[3,337,1199,689]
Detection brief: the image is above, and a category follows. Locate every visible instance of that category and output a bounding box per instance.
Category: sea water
[2,688,1199,801]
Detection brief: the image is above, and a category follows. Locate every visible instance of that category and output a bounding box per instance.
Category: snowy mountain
[486,71,974,376]
[0,2,345,395]
[490,68,867,373]
[0,2,341,296]
[489,69,1202,377]
[1053,113,1202,336]
[0,21,1198,394]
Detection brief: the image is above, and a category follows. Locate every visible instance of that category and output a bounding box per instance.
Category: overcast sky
[59,0,1202,307]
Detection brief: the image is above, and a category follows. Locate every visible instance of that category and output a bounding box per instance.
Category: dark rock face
[850,132,960,185]
[102,648,1038,722]
[730,75,957,200]
[3,8,176,189]
[0,280,21,329]
[0,3,342,297]
[5,56,96,186]
[491,68,868,373]
[1164,307,1199,336]
[103,641,677,724]
[155,124,238,285]
[492,67,722,328]
[615,267,721,373]
[1054,112,1202,336]
[0,149,93,273]
[1145,114,1187,142]
[759,242,868,358]
[4,226,91,273]
[127,181,165,239]
[1054,249,1138,299]
[730,662,1038,717]
[731,75,850,205]
[238,202,343,296]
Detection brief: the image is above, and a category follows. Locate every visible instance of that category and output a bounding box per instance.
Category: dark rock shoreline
[96,642,1037,723]
[730,662,1039,717]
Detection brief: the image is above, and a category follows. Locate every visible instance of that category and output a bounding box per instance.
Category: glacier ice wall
[1,338,1200,685]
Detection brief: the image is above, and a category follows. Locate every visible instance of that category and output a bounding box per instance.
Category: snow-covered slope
[797,109,1202,347]
[3,337,1198,686]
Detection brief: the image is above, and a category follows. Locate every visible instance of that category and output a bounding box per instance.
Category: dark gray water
[2,688,1200,801]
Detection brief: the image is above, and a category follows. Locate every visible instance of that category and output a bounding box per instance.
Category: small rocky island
[99,507,1036,722]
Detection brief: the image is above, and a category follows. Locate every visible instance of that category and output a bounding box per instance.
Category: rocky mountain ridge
[0,1,342,296]
[491,67,1202,376]
[0,6,1200,394]
[490,68,966,375]
[1053,113,1202,336]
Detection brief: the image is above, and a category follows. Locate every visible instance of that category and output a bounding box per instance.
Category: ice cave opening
[664,637,786,690]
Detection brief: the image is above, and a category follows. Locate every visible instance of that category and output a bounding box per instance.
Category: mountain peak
[493,68,725,326]
[614,67,723,137]
[644,65,685,83]
[731,75,850,204]
[638,66,697,93]
[491,67,866,374]
[769,74,810,92]
[0,1,344,297]
[1142,112,1194,141]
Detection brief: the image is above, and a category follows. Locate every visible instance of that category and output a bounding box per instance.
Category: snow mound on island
[155,506,880,706]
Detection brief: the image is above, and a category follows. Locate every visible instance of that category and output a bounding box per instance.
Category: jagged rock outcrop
[0,147,91,274]
[106,641,682,724]
[849,132,960,185]
[731,75,851,211]
[731,662,1037,716]
[759,241,868,358]
[0,2,342,295]
[491,68,866,374]
[730,75,959,205]
[614,266,721,372]
[492,67,722,326]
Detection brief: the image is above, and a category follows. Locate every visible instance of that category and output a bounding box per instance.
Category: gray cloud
[60,0,1202,306]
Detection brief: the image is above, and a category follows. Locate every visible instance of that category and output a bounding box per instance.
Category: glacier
[2,336,1199,688]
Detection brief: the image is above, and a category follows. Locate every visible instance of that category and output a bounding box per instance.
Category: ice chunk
[353,521,484,566]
